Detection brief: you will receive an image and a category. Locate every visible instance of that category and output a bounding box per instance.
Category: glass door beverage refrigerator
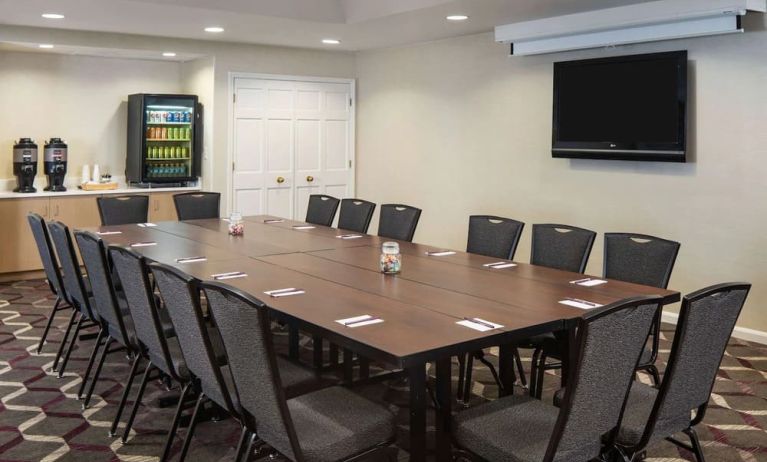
[126,94,202,186]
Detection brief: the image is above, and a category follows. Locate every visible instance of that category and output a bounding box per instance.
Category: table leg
[329,343,339,366]
[312,336,323,368]
[435,358,452,461]
[343,349,354,384]
[556,328,575,388]
[288,324,299,360]
[498,344,516,397]
[408,364,427,462]
[359,357,370,379]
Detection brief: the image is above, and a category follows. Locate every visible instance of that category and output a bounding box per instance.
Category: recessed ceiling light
[446,15,469,21]
[39,44,54,49]
[41,13,65,19]
[322,39,341,45]
[204,26,224,33]
[162,52,177,57]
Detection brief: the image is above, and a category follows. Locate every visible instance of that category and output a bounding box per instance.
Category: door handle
[306,175,314,183]
[276,176,285,184]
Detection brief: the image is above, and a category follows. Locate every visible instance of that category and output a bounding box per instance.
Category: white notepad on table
[457,318,504,332]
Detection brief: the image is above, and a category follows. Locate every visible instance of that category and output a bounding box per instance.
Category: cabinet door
[0,198,50,273]
[149,192,178,222]
[50,196,102,228]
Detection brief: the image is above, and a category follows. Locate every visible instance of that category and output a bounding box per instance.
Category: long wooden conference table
[85,215,680,462]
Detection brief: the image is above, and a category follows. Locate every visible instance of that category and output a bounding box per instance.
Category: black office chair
[47,221,100,379]
[337,198,376,233]
[466,215,524,260]
[614,283,750,462]
[108,245,191,446]
[378,204,421,242]
[305,194,340,227]
[203,281,398,462]
[531,224,596,273]
[173,192,221,221]
[74,231,139,409]
[605,233,680,385]
[97,195,150,225]
[27,213,72,361]
[459,215,526,402]
[453,296,662,462]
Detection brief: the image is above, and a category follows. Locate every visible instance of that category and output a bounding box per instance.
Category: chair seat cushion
[288,386,396,462]
[617,382,690,447]
[454,394,557,462]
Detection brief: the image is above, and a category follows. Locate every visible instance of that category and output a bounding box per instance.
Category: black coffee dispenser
[44,138,68,192]
[13,138,38,193]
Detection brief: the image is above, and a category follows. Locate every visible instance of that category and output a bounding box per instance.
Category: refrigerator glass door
[144,95,195,182]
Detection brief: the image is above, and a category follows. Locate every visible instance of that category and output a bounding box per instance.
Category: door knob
[276,176,285,184]
[306,175,314,182]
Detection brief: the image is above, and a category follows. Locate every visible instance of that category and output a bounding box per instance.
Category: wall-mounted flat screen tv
[552,50,687,162]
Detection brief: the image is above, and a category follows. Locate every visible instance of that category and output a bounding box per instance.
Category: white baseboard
[662,311,767,345]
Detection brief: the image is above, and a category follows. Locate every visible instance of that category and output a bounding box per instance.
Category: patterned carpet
[1,278,767,461]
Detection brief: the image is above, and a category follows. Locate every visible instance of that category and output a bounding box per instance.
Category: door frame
[226,72,356,216]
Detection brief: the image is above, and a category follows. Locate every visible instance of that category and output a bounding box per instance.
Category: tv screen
[552,51,687,162]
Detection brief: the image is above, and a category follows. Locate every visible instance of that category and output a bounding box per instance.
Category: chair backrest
[378,204,422,242]
[97,195,149,225]
[337,198,376,233]
[531,224,596,273]
[150,262,238,415]
[305,194,340,227]
[108,245,178,378]
[27,213,65,300]
[74,231,134,347]
[202,281,304,461]
[47,221,96,320]
[545,296,662,462]
[466,215,525,260]
[604,233,680,289]
[633,283,751,451]
[173,192,221,221]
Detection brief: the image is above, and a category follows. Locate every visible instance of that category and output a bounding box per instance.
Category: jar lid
[382,241,400,254]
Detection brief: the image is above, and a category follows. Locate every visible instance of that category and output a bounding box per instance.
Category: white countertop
[0,185,201,200]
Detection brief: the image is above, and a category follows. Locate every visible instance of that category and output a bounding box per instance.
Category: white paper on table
[264,219,284,224]
[137,222,157,227]
[292,225,316,230]
[487,263,516,269]
[483,261,508,267]
[457,318,504,332]
[130,242,157,247]
[264,288,297,296]
[335,315,384,328]
[337,234,363,239]
[212,272,248,280]
[426,251,456,257]
[175,257,207,263]
[269,290,306,298]
[96,231,122,236]
[573,279,608,287]
[559,299,604,310]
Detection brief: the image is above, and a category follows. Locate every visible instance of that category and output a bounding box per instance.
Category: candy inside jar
[380,241,401,274]
[228,211,244,236]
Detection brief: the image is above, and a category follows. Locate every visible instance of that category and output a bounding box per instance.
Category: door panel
[233,77,353,221]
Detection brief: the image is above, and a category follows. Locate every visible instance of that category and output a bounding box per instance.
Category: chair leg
[37,297,64,354]
[456,353,467,401]
[645,365,661,386]
[122,362,153,443]
[160,382,192,462]
[529,347,542,398]
[110,354,142,437]
[475,352,504,392]
[462,353,475,404]
[83,337,113,409]
[57,314,84,378]
[535,351,548,399]
[77,328,106,399]
[233,426,250,462]
[52,309,78,372]
[684,427,706,462]
[513,348,528,388]
[178,393,205,461]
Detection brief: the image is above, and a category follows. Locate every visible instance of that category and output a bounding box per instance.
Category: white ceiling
[0,0,656,51]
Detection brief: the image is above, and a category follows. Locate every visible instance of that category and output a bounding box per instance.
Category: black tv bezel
[552,50,688,163]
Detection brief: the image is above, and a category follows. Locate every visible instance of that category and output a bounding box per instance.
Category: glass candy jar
[379,242,401,274]
[228,211,244,236]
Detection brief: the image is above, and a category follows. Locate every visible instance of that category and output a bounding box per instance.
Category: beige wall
[355,17,767,331]
[0,50,182,184]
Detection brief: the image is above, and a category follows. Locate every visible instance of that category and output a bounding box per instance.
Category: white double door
[231,76,355,221]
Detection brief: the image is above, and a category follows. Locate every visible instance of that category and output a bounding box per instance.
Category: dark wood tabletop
[82,214,681,462]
